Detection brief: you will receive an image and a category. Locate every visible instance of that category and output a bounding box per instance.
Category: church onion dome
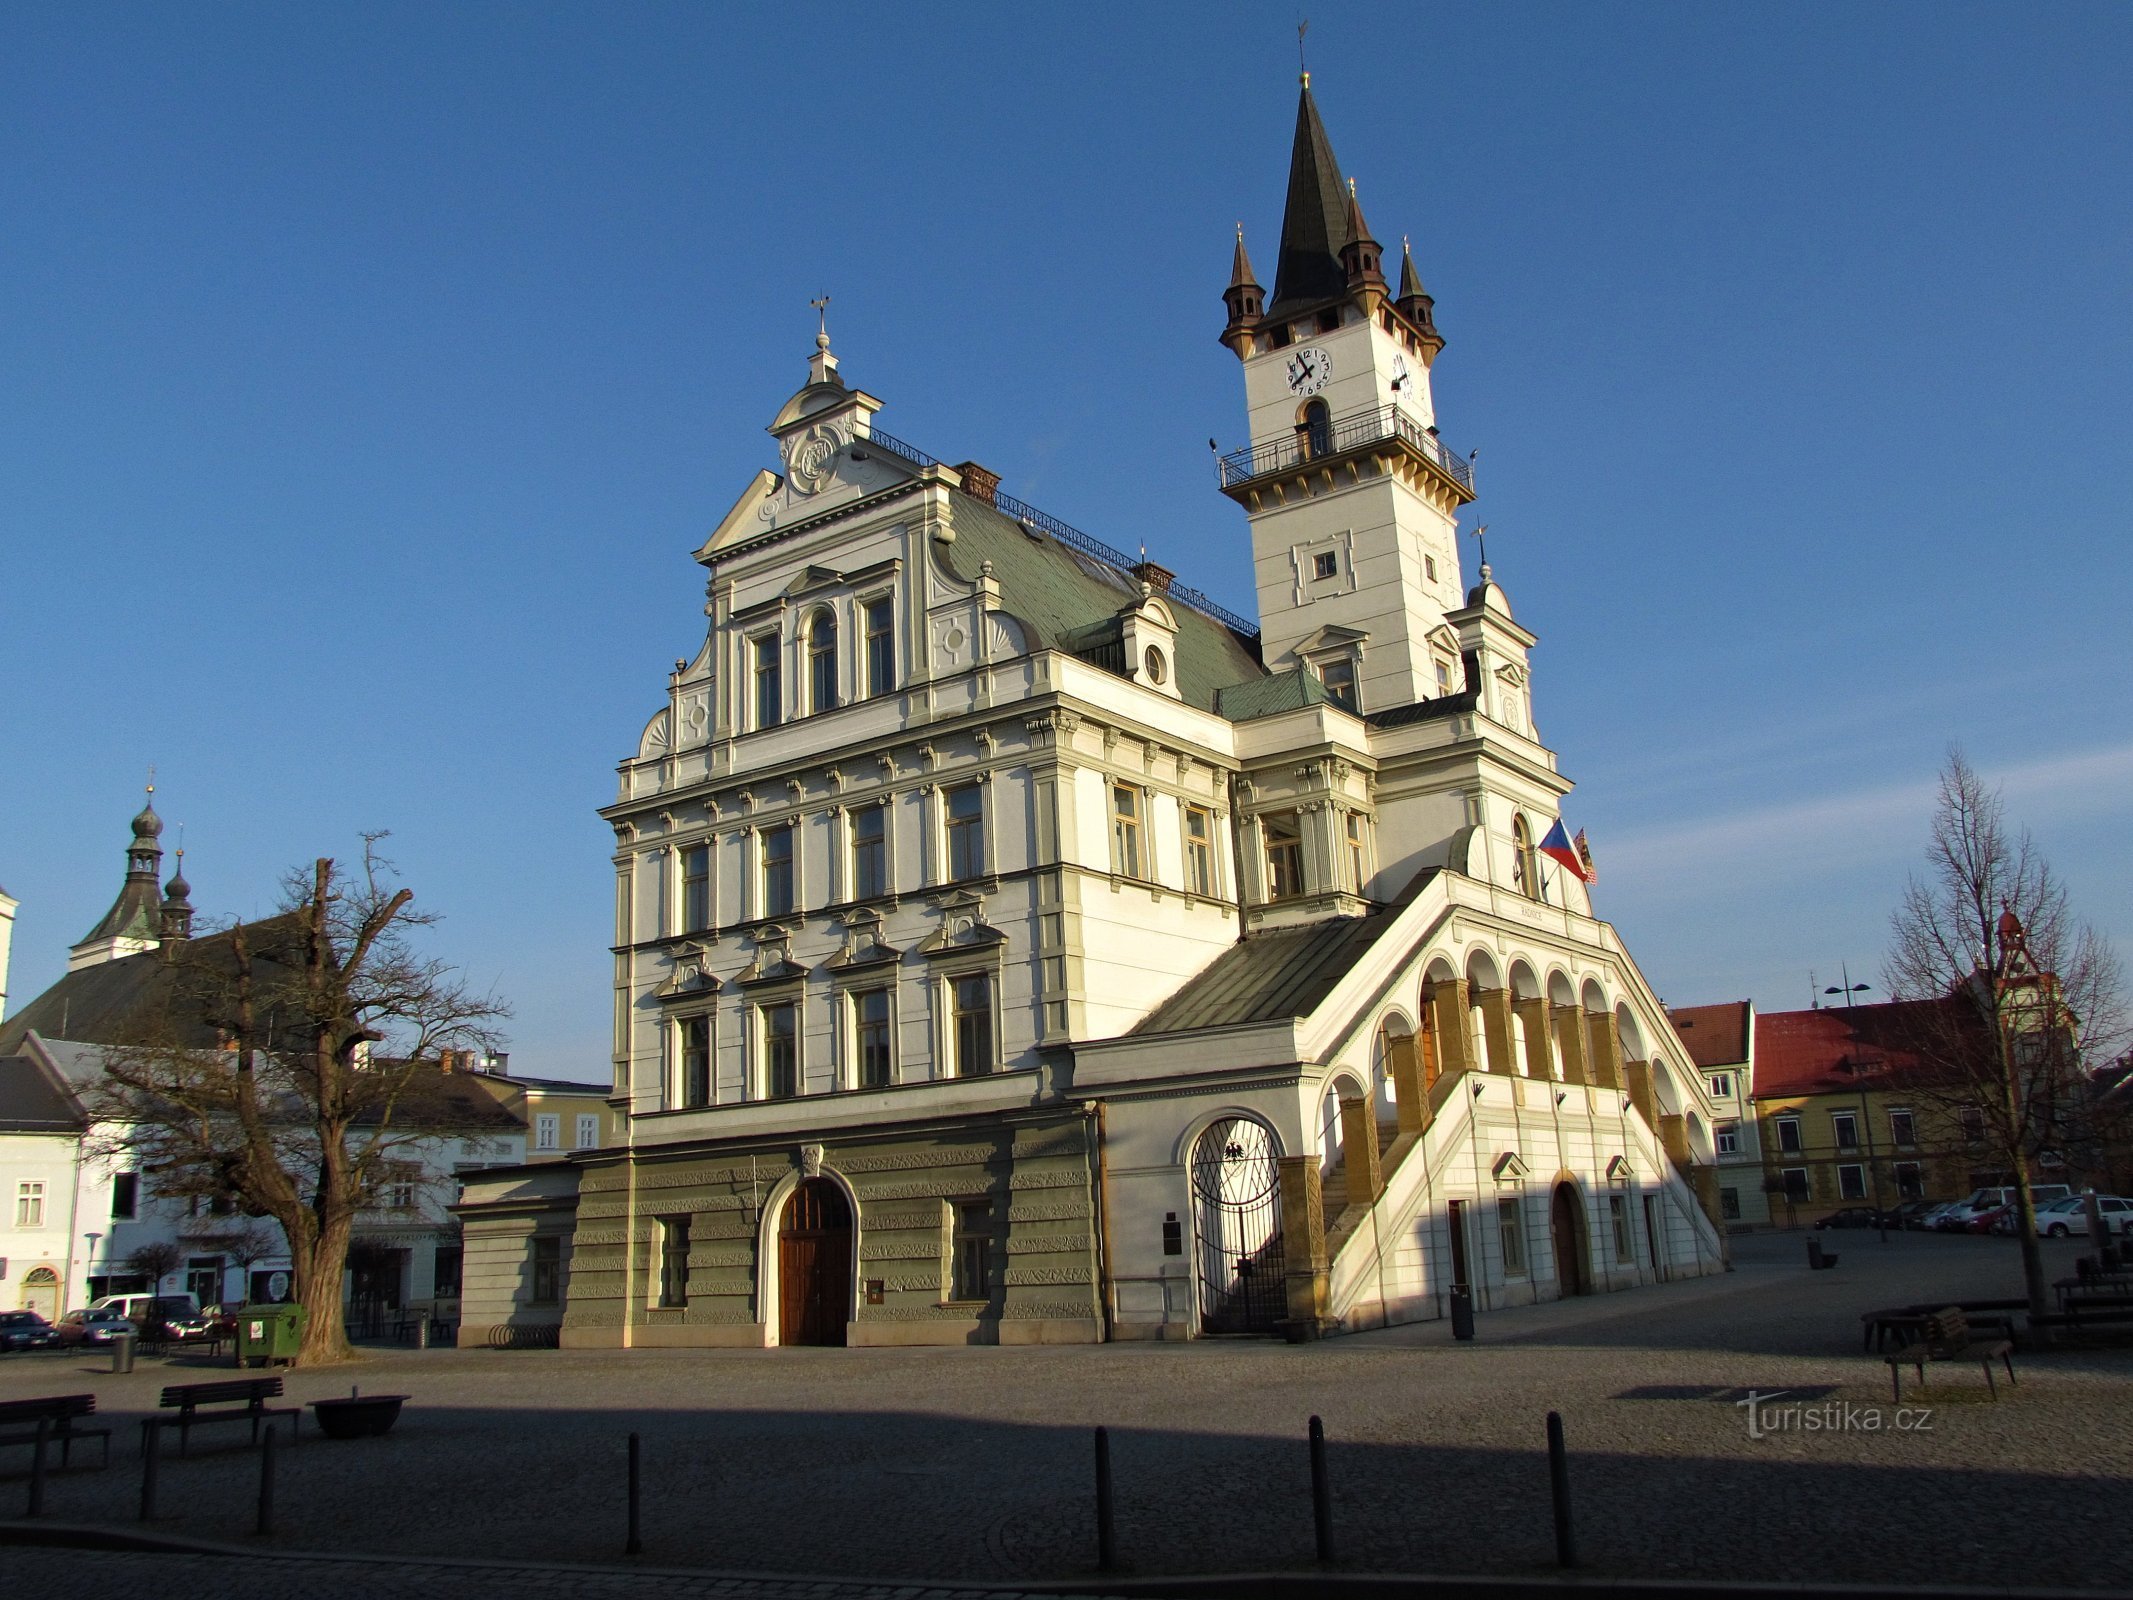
[160,852,195,942]
[131,801,164,842]
[1266,81,1353,321]
[76,794,168,948]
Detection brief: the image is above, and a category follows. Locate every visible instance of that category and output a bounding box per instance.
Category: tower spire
[1338,176,1384,295]
[1220,222,1265,354]
[1266,79,1351,319]
[1394,234,1445,366]
[68,790,169,969]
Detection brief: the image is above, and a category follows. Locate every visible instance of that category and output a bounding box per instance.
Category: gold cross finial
[1298,18,1310,86]
[810,294,831,350]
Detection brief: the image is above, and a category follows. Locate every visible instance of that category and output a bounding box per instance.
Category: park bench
[0,1394,112,1469]
[1885,1306,2016,1402]
[150,1377,300,1456]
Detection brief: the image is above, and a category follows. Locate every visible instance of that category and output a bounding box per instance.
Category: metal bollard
[112,1332,136,1374]
[625,1431,642,1556]
[415,1316,430,1352]
[27,1417,50,1517]
[1547,1410,1576,1568]
[139,1420,161,1522]
[255,1425,276,1537]
[1308,1414,1334,1564]
[1094,1426,1116,1571]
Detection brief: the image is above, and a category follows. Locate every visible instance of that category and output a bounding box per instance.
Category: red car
[1967,1204,2013,1234]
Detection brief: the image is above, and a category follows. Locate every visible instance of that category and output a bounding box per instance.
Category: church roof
[0,913,307,1057]
[937,493,1264,713]
[1267,84,1353,319]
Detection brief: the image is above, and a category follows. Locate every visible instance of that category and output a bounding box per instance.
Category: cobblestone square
[5,1231,2131,1590]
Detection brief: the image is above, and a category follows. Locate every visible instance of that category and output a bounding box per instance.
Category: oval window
[1143,646,1167,685]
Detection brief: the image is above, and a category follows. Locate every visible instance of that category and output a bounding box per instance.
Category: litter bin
[1449,1286,1476,1341]
[234,1302,307,1368]
[110,1332,136,1374]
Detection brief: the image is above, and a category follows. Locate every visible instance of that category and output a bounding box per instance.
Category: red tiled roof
[1751,1000,1957,1100]
[1667,1001,1751,1070]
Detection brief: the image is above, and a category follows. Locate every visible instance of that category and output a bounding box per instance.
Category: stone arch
[1684,1109,1715,1164]
[753,1162,863,1347]
[1547,968,1578,1008]
[1651,1055,1682,1115]
[19,1265,60,1319]
[1615,1002,1646,1064]
[1318,1067,1372,1173]
[1580,977,1609,1015]
[1190,1113,1288,1335]
[1374,1010,1416,1118]
[1549,1179,1593,1296]
[1507,960,1549,1078]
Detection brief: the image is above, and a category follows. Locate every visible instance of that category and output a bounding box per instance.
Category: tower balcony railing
[1218,404,1474,495]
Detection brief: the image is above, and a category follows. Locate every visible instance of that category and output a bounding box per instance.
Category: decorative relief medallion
[785,423,845,495]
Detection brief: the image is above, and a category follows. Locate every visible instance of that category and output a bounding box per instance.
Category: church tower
[1218,79,1476,715]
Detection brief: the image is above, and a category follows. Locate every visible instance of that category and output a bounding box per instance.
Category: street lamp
[83,1231,103,1300]
[1825,969,1889,1244]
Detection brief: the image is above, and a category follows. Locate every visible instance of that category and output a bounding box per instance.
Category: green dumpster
[234,1302,306,1367]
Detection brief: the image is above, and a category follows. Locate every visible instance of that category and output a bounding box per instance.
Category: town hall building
[456,81,1727,1348]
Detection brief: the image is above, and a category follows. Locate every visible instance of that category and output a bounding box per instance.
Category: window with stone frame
[863,595,895,698]
[949,1199,994,1301]
[806,608,839,714]
[945,784,985,881]
[1497,1197,1527,1275]
[1775,1116,1802,1154]
[1319,656,1357,711]
[529,1236,561,1305]
[1837,1164,1867,1200]
[1894,1161,1924,1200]
[850,803,887,900]
[680,1014,711,1108]
[1720,1187,1741,1220]
[1345,811,1368,892]
[16,1181,45,1228]
[752,633,782,730]
[762,1002,799,1099]
[1716,1121,1740,1157]
[111,1172,139,1220]
[1609,1194,1632,1261]
[1831,1111,1859,1150]
[762,824,795,918]
[1110,783,1143,879]
[575,1113,600,1149]
[1781,1167,1811,1201]
[656,1218,689,1308]
[1263,811,1304,900]
[1511,815,1541,901]
[1887,1108,1916,1148]
[535,1113,560,1151]
[1184,805,1215,896]
[951,971,994,1077]
[680,842,712,934]
[854,987,893,1089]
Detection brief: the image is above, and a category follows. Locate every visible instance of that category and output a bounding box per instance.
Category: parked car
[90,1293,202,1342]
[1889,1200,1938,1229]
[2034,1195,2133,1237]
[164,1304,236,1343]
[1814,1206,1902,1229]
[1940,1186,2074,1233]
[54,1308,136,1346]
[1968,1204,2015,1234]
[1913,1202,1963,1231]
[0,1310,61,1352]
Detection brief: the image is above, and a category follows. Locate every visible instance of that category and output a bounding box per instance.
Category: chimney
[954,461,1000,506]
[1131,560,1175,594]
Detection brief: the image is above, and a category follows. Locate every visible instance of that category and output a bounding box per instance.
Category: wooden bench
[1886,1306,2016,1402]
[0,1394,112,1470]
[150,1377,301,1456]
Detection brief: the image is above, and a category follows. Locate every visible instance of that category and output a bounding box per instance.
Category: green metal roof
[1214,667,1334,722]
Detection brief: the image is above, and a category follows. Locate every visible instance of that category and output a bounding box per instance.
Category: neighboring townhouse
[1668,1001,1770,1229]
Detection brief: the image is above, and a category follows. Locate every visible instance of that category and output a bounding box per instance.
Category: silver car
[2034,1195,2133,1237]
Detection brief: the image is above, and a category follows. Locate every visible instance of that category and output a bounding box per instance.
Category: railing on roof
[861,428,1261,639]
[1217,403,1475,495]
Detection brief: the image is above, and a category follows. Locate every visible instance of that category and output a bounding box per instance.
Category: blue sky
[4,3,2128,1076]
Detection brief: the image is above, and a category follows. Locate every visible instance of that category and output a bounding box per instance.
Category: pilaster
[1551,1003,1589,1086]
[1426,979,1471,1076]
[1512,996,1553,1080]
[1474,986,1517,1077]
[1339,1095,1382,1204]
[1276,1155,1329,1340]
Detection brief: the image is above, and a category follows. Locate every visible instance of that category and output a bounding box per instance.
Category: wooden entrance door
[1550,1183,1590,1296]
[778,1180,852,1347]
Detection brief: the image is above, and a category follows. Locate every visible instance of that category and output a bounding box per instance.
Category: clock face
[1285,347,1332,396]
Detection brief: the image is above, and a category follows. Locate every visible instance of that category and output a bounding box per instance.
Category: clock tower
[1218,79,1475,715]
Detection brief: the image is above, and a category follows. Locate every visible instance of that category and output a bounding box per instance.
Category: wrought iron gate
[1192,1117,1286,1335]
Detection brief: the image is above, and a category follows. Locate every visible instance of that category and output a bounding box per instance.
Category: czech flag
[1540,818,1593,883]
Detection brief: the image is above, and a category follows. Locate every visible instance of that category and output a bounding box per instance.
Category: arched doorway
[778,1179,852,1347]
[1192,1117,1286,1335]
[1550,1182,1591,1297]
[20,1266,59,1320]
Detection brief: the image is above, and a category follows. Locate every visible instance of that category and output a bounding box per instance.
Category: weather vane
[810,293,831,348]
[1466,521,1491,575]
[1298,18,1310,86]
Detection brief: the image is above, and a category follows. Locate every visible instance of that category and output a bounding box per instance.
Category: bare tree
[95,839,508,1364]
[124,1239,183,1290]
[1885,749,2125,1315]
[208,1218,284,1307]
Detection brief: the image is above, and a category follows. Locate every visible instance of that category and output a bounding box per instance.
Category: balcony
[1218,404,1475,498]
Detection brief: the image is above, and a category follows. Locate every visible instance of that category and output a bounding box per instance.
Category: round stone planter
[308,1394,407,1439]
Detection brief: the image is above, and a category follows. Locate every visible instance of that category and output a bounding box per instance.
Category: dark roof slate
[939,494,1264,712]
[1131,908,1399,1037]
[1666,1001,1752,1070]
[1268,85,1352,319]
[1215,667,1334,722]
[1366,691,1478,730]
[0,1053,84,1132]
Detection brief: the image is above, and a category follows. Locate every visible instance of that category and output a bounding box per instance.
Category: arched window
[1512,815,1541,902]
[807,610,838,715]
[1303,399,1332,458]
